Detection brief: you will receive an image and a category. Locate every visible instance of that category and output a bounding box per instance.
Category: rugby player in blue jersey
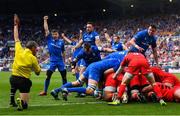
[72,22,102,85]
[104,28,128,51]
[128,25,159,67]
[73,22,101,49]
[39,16,67,96]
[61,32,82,80]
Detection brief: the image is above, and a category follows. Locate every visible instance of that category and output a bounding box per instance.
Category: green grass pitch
[0,72,180,115]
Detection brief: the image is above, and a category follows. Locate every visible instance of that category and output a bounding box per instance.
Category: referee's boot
[16,98,23,111]
[9,102,18,107]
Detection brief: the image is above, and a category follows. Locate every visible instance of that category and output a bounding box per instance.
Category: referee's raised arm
[14,14,20,42]
[43,16,50,37]
[13,14,24,54]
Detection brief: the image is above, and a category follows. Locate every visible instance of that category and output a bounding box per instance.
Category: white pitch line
[0,101,105,109]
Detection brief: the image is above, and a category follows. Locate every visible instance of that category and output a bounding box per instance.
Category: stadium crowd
[0,14,180,70]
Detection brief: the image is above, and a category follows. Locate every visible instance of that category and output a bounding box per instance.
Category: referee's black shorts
[10,75,32,93]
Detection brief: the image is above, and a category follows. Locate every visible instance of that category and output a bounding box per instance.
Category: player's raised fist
[61,33,65,38]
[14,14,20,26]
[79,30,83,34]
[43,16,48,20]
[103,28,107,33]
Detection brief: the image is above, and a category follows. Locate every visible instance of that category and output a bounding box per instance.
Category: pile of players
[10,15,180,112]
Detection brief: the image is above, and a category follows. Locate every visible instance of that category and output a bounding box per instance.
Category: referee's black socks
[10,88,17,105]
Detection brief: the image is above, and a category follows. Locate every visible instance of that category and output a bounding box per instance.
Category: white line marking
[0,101,105,109]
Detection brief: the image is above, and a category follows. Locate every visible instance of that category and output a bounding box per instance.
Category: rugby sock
[67,87,86,94]
[44,70,53,92]
[54,82,73,93]
[44,79,50,93]
[153,83,162,100]
[118,84,126,98]
[10,88,17,104]
[75,73,79,80]
[60,70,67,84]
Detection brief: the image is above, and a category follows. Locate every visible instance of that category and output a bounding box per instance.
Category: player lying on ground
[110,52,166,106]
[143,82,180,103]
[10,14,41,111]
[103,72,152,103]
[142,66,180,92]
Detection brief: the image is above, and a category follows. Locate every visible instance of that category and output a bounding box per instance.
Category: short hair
[51,29,59,33]
[150,25,157,30]
[87,22,94,26]
[114,34,120,39]
[26,41,38,49]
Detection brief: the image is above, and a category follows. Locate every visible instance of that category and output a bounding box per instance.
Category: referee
[9,14,41,111]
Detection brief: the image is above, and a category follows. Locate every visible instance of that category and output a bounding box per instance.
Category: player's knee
[123,72,133,84]
[86,84,96,95]
[86,88,94,95]
[46,70,53,79]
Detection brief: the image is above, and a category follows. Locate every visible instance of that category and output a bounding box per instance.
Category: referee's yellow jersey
[12,41,41,79]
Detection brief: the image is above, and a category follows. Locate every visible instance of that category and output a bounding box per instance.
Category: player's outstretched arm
[101,47,116,52]
[43,16,50,37]
[129,38,144,52]
[14,14,20,42]
[113,66,124,79]
[61,33,72,44]
[104,68,115,76]
[74,39,83,50]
